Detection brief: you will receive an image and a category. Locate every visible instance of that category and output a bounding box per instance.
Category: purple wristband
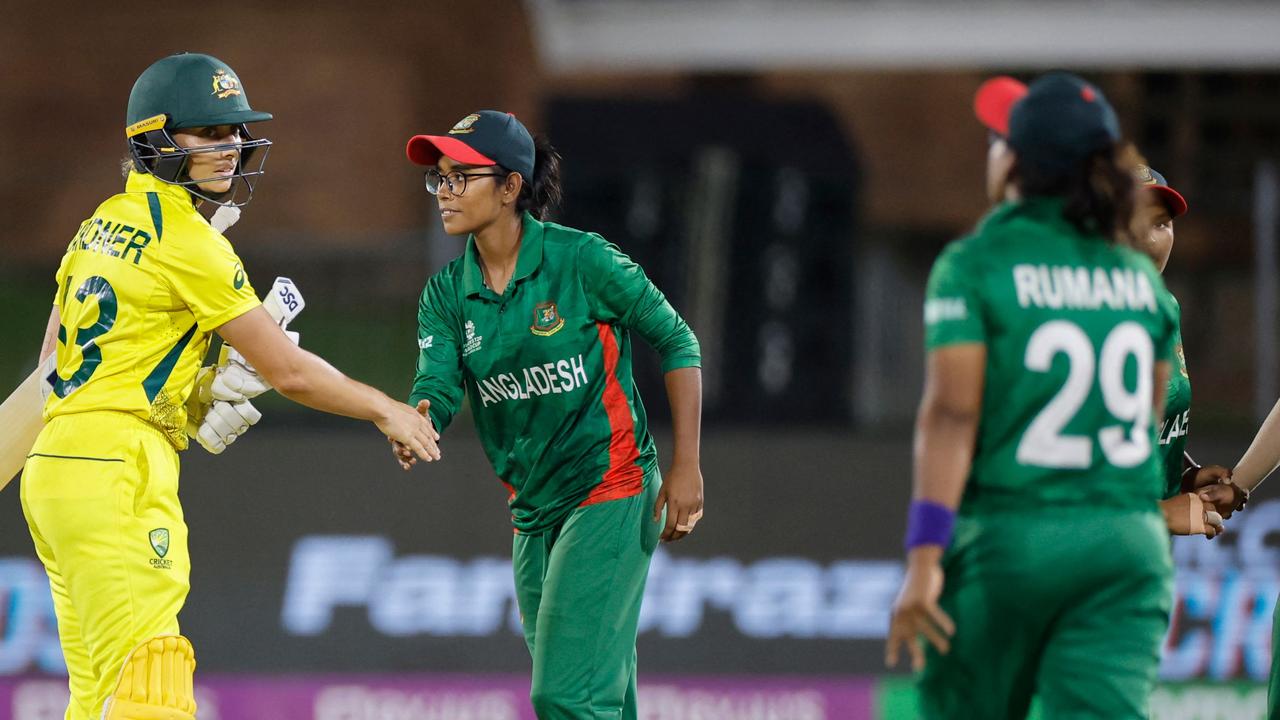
[904,499,956,551]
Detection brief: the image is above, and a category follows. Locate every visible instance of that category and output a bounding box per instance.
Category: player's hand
[655,460,703,542]
[886,547,954,672]
[389,438,415,470]
[1161,493,1225,539]
[196,399,262,454]
[388,401,437,470]
[1184,465,1248,518]
[377,398,440,464]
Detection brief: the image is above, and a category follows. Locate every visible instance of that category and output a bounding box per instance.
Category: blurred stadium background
[3,1,1280,717]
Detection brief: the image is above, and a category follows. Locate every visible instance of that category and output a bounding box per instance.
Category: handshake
[184,277,304,454]
[1162,462,1250,539]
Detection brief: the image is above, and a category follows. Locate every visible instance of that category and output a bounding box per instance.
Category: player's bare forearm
[905,544,945,569]
[39,306,59,363]
[217,307,392,423]
[219,307,439,461]
[664,367,702,470]
[912,344,986,510]
[273,351,398,421]
[1232,395,1280,492]
[654,367,703,540]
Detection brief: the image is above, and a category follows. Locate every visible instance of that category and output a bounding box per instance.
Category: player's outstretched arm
[886,343,982,672]
[216,306,440,463]
[1229,396,1280,495]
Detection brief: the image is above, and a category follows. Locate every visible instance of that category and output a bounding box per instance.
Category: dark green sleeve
[578,234,701,372]
[924,240,987,350]
[409,275,465,433]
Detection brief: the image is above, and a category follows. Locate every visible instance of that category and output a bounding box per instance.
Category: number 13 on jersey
[53,275,119,399]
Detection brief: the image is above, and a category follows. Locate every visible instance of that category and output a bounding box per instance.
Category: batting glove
[196,399,262,455]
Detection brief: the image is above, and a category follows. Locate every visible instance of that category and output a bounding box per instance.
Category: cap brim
[1150,185,1188,218]
[173,110,273,128]
[974,76,1028,137]
[406,134,497,167]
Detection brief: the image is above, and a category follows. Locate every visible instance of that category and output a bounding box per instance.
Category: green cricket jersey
[411,213,701,534]
[924,198,1179,513]
[1156,298,1190,499]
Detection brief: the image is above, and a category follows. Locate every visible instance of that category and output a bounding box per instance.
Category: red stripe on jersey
[502,480,519,534]
[581,322,644,507]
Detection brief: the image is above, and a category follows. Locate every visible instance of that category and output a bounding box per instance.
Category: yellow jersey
[45,171,260,449]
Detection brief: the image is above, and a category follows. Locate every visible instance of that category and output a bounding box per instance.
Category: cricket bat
[0,360,52,490]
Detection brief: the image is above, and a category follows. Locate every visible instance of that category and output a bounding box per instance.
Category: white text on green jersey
[1013,264,1158,313]
[475,355,589,408]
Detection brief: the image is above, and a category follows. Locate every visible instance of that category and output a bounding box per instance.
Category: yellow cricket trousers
[20,410,190,720]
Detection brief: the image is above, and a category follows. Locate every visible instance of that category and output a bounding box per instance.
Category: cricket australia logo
[462,320,483,357]
[211,69,242,99]
[149,528,173,570]
[530,301,565,337]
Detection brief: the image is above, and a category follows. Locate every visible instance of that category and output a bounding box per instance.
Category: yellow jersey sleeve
[155,220,259,332]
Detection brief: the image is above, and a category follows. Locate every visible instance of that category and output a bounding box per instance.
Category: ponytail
[1018,143,1136,242]
[516,135,563,220]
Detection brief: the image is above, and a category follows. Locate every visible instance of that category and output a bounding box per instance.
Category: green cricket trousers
[920,509,1173,719]
[513,477,663,719]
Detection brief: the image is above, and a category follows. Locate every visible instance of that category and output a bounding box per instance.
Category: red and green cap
[973,76,1028,137]
[1134,164,1188,217]
[406,110,535,179]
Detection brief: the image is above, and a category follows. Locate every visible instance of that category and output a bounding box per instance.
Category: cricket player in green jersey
[401,111,704,719]
[886,73,1183,719]
[1128,164,1242,531]
[981,77,1236,536]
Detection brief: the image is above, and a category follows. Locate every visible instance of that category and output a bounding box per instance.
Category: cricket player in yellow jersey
[22,52,439,720]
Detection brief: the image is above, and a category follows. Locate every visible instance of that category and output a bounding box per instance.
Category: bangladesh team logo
[449,114,481,135]
[149,528,170,558]
[531,302,565,337]
[211,69,242,99]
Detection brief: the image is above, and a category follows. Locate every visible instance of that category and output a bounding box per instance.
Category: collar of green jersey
[462,211,545,298]
[125,170,197,208]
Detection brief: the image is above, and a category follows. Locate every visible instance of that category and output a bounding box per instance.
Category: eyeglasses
[424,168,506,196]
